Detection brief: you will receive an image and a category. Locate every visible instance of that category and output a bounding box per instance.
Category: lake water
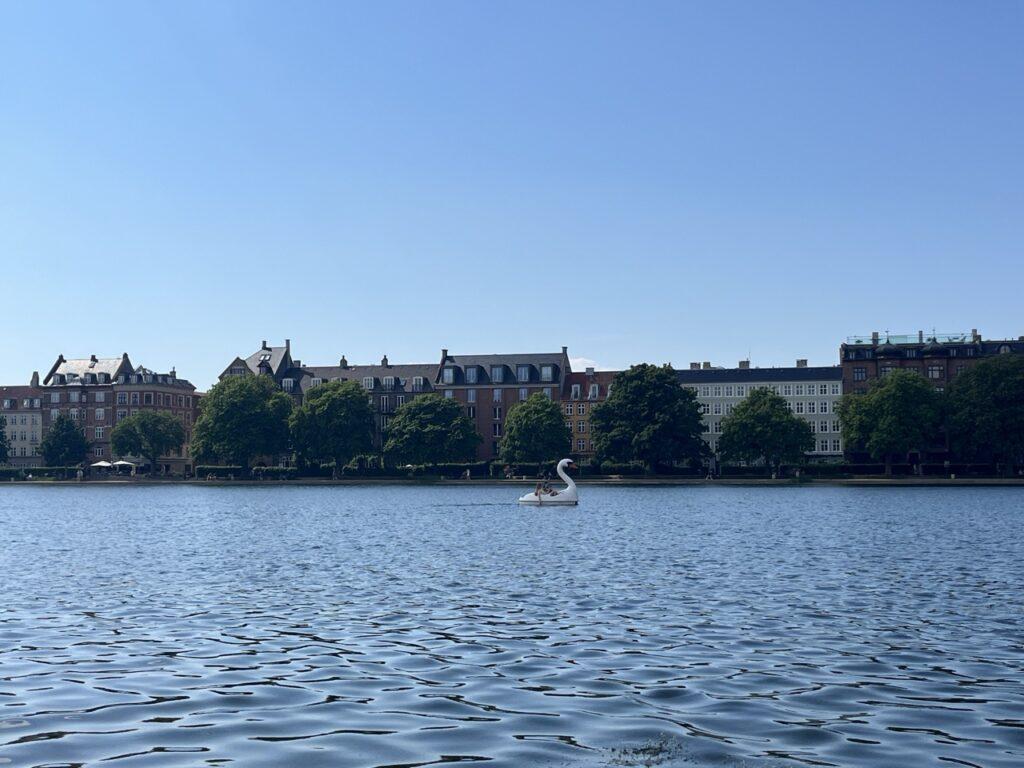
[1,485,1022,768]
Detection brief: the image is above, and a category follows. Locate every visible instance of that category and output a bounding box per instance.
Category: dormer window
[571,384,581,400]
[282,378,294,391]
[413,376,425,392]
[541,365,554,382]
[259,353,271,362]
[383,376,395,390]
[442,367,455,385]
[589,384,599,400]
[362,377,374,390]
[490,366,504,383]
[1000,344,1011,354]
[465,367,478,384]
[517,365,530,383]
[310,377,322,388]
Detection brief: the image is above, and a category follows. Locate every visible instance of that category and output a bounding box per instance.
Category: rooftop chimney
[738,360,750,369]
[30,371,39,387]
[293,360,301,368]
[972,328,980,343]
[562,346,568,355]
[918,330,924,343]
[702,361,711,369]
[285,339,291,352]
[690,362,700,370]
[441,348,449,362]
[262,340,268,350]
[871,331,880,345]
[381,355,389,367]
[586,367,595,375]
[90,354,97,363]
[170,367,176,378]
[796,359,808,368]
[339,355,348,369]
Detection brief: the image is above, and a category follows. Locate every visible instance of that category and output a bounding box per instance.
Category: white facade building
[1,387,43,467]
[678,361,844,459]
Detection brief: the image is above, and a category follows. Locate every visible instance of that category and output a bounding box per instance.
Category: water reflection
[0,485,1022,767]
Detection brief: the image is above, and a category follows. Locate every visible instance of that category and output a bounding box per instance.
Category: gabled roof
[677,366,842,384]
[243,345,290,378]
[43,354,133,385]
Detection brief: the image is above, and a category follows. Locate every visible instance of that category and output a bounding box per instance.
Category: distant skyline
[2,2,1022,391]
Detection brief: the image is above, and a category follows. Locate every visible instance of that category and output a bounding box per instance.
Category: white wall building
[678,360,844,460]
[1,387,43,467]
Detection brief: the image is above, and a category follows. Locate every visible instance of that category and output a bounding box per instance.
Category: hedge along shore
[3,477,1024,487]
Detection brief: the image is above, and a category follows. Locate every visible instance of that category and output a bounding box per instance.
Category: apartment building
[678,360,844,459]
[840,330,1024,394]
[1,385,43,467]
[560,368,617,457]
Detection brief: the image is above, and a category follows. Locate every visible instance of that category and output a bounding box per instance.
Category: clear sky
[2,1,1021,390]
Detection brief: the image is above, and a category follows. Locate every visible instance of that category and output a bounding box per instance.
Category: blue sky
[1,2,1021,389]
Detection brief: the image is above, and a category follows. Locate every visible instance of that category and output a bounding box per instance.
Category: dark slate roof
[288,363,438,395]
[677,366,842,384]
[243,345,290,377]
[44,354,133,385]
[438,352,567,385]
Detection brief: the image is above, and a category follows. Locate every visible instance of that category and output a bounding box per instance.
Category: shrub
[196,465,245,479]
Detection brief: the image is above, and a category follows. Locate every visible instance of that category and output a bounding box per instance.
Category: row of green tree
[9,355,1022,475]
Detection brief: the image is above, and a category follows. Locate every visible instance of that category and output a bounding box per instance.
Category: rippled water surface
[1,485,1023,768]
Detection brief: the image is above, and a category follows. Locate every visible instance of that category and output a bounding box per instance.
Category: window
[94,446,105,457]
[832,420,841,433]
[782,385,792,396]
[577,420,586,433]
[566,420,573,431]
[131,392,140,405]
[70,390,80,403]
[819,401,828,414]
[492,423,502,437]
[577,403,586,415]
[517,365,530,383]
[571,384,581,400]
[853,367,866,382]
[713,403,722,415]
[396,395,405,408]
[795,385,804,395]
[736,386,744,397]
[117,392,128,404]
[492,388,502,402]
[713,421,722,434]
[831,383,840,394]
[702,421,710,433]
[541,365,554,382]
[442,367,455,384]
[95,408,105,421]
[701,403,710,414]
[361,377,374,390]
[726,403,734,415]
[1000,345,1011,354]
[820,421,828,433]
[809,421,816,433]
[577,439,586,452]
[518,387,528,401]
[468,406,476,418]
[819,384,828,395]
[927,365,943,380]
[701,386,710,397]
[70,408,79,420]
[465,367,477,384]
[880,365,895,377]
[832,439,842,452]
[381,415,389,430]
[95,392,106,403]
[444,390,453,399]
[795,402,804,414]
[413,376,425,391]
[785,401,793,411]
[383,376,395,390]
[95,427,104,439]
[819,440,828,452]
[493,406,502,419]
[50,392,60,404]
[543,387,552,398]
[490,366,504,383]
[380,396,390,412]
[564,404,573,416]
[467,389,476,403]
[588,384,599,400]
[143,392,153,405]
[713,386,722,397]
[310,377,322,388]
[117,409,127,421]
[725,385,734,397]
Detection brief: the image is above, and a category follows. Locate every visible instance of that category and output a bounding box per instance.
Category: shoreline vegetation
[3,476,1024,487]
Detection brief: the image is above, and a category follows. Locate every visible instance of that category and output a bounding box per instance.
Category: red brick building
[560,368,618,457]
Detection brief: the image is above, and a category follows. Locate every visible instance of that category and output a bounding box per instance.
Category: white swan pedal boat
[517,458,578,505]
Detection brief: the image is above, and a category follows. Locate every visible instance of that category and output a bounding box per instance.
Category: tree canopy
[111,410,186,472]
[590,364,708,470]
[290,380,375,476]
[40,413,90,467]
[499,393,571,465]
[0,417,10,464]
[384,393,479,466]
[718,387,814,473]
[946,355,1024,473]
[838,369,942,474]
[191,375,292,468]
